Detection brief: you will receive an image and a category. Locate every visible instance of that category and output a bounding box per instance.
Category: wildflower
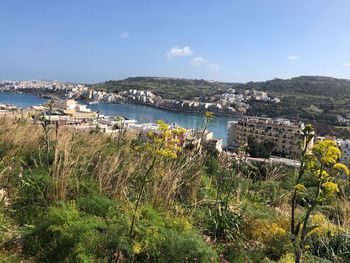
[333,163,350,175]
[312,140,341,165]
[309,214,338,237]
[156,120,169,131]
[147,131,154,138]
[204,111,214,118]
[295,184,306,193]
[132,242,142,254]
[312,170,329,179]
[322,181,339,193]
[155,149,177,159]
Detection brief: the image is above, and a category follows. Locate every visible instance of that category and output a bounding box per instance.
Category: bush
[308,231,350,262]
[22,202,106,262]
[77,194,115,217]
[249,180,289,207]
[11,167,52,224]
[132,205,217,262]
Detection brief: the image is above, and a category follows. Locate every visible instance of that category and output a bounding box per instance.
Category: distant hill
[91,77,238,100]
[92,75,350,100]
[239,76,350,138]
[239,76,350,98]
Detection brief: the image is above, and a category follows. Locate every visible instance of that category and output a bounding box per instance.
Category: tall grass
[0,115,205,208]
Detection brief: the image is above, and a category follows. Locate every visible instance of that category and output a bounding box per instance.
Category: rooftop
[237,116,303,127]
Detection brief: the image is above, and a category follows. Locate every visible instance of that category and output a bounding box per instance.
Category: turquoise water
[0,92,47,108]
[0,92,237,144]
[88,103,237,144]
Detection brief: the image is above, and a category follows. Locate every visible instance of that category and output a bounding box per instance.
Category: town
[0,80,280,115]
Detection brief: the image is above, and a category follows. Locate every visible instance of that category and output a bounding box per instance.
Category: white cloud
[208,63,220,71]
[190,56,207,66]
[120,31,128,39]
[288,55,300,61]
[345,63,350,67]
[166,46,193,59]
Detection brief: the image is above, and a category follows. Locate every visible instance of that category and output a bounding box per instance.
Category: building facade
[227,116,311,159]
[336,139,350,165]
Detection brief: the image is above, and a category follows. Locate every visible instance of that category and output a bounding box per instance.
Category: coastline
[1,89,241,118]
[83,99,242,118]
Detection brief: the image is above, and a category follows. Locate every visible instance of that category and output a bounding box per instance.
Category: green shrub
[132,205,217,262]
[11,167,51,224]
[249,180,289,207]
[22,202,106,262]
[77,194,115,217]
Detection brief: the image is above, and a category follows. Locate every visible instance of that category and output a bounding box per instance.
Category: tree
[290,125,349,262]
[247,136,273,158]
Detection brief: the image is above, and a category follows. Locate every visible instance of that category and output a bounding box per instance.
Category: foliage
[92,76,236,100]
[247,136,274,158]
[2,116,350,262]
[291,125,350,262]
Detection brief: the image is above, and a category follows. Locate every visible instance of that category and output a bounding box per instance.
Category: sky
[1,0,350,83]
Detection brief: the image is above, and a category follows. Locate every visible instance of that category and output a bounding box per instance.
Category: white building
[338,140,350,165]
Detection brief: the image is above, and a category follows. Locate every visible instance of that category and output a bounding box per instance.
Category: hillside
[241,76,350,98]
[1,115,350,262]
[91,77,238,100]
[92,75,350,100]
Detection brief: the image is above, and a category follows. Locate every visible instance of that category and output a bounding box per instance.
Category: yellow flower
[156,120,169,131]
[147,131,155,138]
[333,163,350,175]
[309,214,338,237]
[204,111,214,120]
[322,181,339,193]
[312,140,341,165]
[155,149,177,159]
[313,170,329,179]
[295,184,306,193]
[177,127,187,134]
[132,242,142,254]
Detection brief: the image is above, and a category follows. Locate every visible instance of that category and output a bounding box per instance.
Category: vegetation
[91,77,236,100]
[247,136,275,159]
[1,114,350,262]
[290,125,349,262]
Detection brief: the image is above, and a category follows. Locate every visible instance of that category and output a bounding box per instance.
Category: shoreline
[85,99,242,118]
[1,90,242,118]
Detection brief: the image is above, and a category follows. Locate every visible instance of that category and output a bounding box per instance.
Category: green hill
[92,75,350,100]
[91,77,238,99]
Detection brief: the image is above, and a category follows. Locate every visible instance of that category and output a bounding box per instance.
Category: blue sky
[1,0,350,83]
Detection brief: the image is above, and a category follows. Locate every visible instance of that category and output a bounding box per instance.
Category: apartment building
[227,116,310,159]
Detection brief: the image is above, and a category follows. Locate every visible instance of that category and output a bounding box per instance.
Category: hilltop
[90,76,238,100]
[241,75,350,97]
[92,75,350,100]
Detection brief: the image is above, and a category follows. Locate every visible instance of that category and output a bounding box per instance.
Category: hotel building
[227,116,311,159]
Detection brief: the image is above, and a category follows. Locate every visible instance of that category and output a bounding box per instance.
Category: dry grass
[0,115,206,207]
